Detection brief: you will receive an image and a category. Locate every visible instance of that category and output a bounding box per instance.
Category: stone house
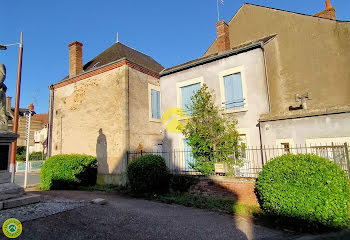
[48,41,164,184]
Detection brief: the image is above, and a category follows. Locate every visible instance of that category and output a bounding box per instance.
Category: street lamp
[0,32,24,183]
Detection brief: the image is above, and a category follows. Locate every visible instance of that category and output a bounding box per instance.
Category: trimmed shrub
[41,154,97,190]
[255,154,350,229]
[127,154,169,194]
[170,174,198,193]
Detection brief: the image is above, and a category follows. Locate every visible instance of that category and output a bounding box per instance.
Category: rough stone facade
[50,63,162,184]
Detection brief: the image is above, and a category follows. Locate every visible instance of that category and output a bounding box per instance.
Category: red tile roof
[32,113,49,125]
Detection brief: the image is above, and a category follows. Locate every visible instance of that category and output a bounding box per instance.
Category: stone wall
[51,65,129,176]
[189,177,258,205]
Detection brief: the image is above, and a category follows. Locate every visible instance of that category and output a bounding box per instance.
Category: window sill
[224,107,248,114]
[149,118,161,123]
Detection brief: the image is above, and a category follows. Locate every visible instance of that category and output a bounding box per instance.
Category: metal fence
[127,143,350,178]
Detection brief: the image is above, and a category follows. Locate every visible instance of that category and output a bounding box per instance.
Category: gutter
[160,42,263,76]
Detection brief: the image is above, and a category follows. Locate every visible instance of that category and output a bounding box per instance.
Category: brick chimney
[28,103,34,112]
[314,0,336,20]
[216,20,231,52]
[68,41,83,78]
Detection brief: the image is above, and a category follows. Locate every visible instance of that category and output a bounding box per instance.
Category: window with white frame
[148,84,161,121]
[219,66,247,112]
[176,77,203,115]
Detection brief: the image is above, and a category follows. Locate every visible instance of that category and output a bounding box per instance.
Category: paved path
[2,191,348,240]
[14,172,41,187]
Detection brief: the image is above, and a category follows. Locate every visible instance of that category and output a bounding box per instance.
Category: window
[224,73,244,109]
[219,66,247,112]
[181,83,201,114]
[148,84,161,121]
[276,139,295,155]
[151,89,160,119]
[176,77,204,115]
[239,134,247,158]
[281,143,290,153]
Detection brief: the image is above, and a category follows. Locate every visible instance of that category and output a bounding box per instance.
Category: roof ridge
[240,3,350,23]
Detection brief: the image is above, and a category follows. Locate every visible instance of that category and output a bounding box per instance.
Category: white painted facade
[160,47,269,151]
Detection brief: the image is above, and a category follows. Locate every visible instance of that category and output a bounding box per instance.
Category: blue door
[184,139,194,171]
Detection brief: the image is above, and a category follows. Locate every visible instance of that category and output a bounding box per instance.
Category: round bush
[255,154,350,228]
[127,154,169,193]
[41,154,97,190]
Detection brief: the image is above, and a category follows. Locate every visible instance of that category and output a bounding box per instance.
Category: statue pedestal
[0,131,40,210]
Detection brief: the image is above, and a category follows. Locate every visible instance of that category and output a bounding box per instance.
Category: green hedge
[255,154,350,229]
[127,154,169,194]
[41,154,97,190]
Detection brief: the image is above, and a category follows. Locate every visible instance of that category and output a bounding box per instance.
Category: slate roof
[83,42,164,73]
[161,35,276,76]
[58,42,164,83]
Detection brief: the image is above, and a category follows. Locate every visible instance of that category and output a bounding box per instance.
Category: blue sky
[0,0,348,113]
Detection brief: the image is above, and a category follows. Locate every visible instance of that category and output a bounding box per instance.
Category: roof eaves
[161,42,263,77]
[53,56,161,87]
[53,57,128,86]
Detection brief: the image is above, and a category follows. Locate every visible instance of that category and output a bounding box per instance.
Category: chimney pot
[216,20,231,52]
[28,103,34,112]
[69,41,83,78]
[314,0,336,20]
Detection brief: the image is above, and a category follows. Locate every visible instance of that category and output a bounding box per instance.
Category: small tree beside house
[181,84,241,175]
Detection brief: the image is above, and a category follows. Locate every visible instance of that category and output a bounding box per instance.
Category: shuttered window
[223,73,244,109]
[151,89,160,119]
[181,83,201,114]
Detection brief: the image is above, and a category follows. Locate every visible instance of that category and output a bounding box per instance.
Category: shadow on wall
[96,128,108,173]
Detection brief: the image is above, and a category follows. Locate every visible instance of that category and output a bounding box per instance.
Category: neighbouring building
[161,34,272,174]
[30,113,49,154]
[202,1,350,148]
[48,40,164,184]
[159,0,350,175]
[6,99,47,153]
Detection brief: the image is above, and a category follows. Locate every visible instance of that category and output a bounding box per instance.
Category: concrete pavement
[14,172,41,187]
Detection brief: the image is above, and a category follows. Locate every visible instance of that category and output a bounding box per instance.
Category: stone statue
[0,63,8,130]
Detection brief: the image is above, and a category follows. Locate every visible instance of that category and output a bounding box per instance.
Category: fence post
[140,150,143,156]
[344,143,350,178]
[126,151,129,166]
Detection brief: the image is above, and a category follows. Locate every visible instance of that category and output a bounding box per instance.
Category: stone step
[0,183,24,201]
[1,194,40,210]
[0,171,11,184]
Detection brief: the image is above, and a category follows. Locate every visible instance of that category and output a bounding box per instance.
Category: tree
[181,84,241,175]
